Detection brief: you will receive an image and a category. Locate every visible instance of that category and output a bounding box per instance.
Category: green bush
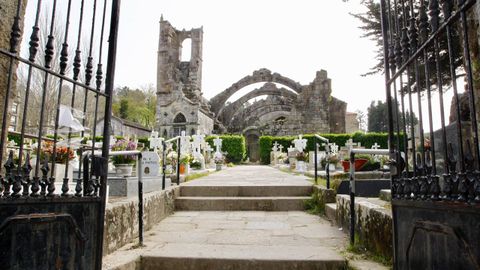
[206,135,246,164]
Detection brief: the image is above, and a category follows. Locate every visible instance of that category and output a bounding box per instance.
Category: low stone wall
[103,186,180,256]
[336,195,393,260]
[311,185,336,213]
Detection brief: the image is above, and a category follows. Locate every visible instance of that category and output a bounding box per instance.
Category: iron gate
[0,0,120,269]
[380,0,480,269]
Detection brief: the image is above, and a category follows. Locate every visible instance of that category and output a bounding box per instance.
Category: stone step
[180,185,312,197]
[325,203,337,224]
[141,243,347,270]
[175,196,310,211]
[141,255,347,270]
[379,189,391,201]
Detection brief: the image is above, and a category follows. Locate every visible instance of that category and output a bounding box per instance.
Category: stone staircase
[175,184,312,211]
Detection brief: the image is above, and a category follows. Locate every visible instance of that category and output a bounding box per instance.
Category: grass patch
[185,171,211,182]
[344,235,393,267]
[304,192,325,215]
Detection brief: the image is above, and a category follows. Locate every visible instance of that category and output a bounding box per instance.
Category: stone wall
[336,195,393,260]
[103,186,180,256]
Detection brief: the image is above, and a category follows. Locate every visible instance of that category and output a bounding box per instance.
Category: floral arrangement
[37,141,75,164]
[190,158,202,169]
[214,155,224,164]
[180,153,192,165]
[111,139,137,165]
[321,154,339,167]
[166,151,178,166]
[296,151,308,162]
[277,152,287,163]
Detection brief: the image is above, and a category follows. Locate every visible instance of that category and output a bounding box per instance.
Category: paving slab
[103,211,348,270]
[183,165,313,187]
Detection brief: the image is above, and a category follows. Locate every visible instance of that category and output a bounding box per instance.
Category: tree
[112,84,157,129]
[351,0,463,90]
[119,99,129,119]
[355,109,367,132]
[367,100,418,132]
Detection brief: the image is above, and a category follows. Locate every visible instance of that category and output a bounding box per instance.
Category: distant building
[345,112,360,134]
[95,116,151,138]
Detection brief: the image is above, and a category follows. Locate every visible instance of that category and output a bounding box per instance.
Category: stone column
[0,0,28,161]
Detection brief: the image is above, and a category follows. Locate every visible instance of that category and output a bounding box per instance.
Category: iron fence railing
[348,148,390,246]
[380,0,480,202]
[0,1,121,268]
[311,134,331,188]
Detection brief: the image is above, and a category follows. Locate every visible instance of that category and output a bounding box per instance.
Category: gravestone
[213,136,223,161]
[180,131,191,155]
[293,135,307,152]
[191,132,206,170]
[141,151,160,177]
[271,141,279,165]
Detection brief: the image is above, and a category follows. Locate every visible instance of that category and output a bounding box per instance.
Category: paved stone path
[103,166,350,270]
[183,165,313,187]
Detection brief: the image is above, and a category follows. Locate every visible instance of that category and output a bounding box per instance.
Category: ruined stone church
[155,18,347,138]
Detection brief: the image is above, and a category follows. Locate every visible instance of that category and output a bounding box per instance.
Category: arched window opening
[180,38,191,62]
[174,113,187,123]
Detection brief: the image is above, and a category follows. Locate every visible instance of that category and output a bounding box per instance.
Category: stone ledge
[103,186,180,256]
[335,195,393,260]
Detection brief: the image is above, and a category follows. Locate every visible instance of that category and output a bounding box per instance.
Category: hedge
[206,135,246,163]
[259,132,403,164]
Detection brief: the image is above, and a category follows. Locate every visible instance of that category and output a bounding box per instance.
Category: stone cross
[278,145,284,152]
[192,132,205,154]
[148,130,163,151]
[180,131,191,154]
[293,135,307,152]
[345,139,356,152]
[272,141,279,152]
[287,145,295,153]
[329,143,339,155]
[371,142,380,150]
[213,136,223,154]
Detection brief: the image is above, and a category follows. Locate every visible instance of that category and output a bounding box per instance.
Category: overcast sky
[114,0,385,114]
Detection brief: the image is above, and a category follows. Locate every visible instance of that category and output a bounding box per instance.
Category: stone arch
[228,101,293,132]
[209,68,303,115]
[173,113,187,123]
[243,127,261,162]
[173,113,187,136]
[217,82,297,123]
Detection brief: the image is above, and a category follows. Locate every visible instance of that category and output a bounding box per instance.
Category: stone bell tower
[156,16,214,137]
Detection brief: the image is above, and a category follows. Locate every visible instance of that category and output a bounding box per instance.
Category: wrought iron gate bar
[0,50,109,97]
[386,0,477,84]
[0,0,120,267]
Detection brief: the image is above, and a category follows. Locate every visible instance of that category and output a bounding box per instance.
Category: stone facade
[156,19,346,137]
[96,116,151,137]
[155,17,214,137]
[345,112,360,134]
[212,69,347,135]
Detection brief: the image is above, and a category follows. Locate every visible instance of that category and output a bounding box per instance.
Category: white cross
[287,145,295,152]
[278,145,284,152]
[293,135,307,152]
[213,136,222,154]
[371,142,380,150]
[330,143,339,155]
[148,130,163,151]
[345,139,356,151]
[192,131,205,154]
[180,131,191,154]
[272,141,279,152]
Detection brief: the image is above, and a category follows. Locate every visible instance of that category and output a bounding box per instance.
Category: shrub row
[259,132,402,164]
[206,135,246,164]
